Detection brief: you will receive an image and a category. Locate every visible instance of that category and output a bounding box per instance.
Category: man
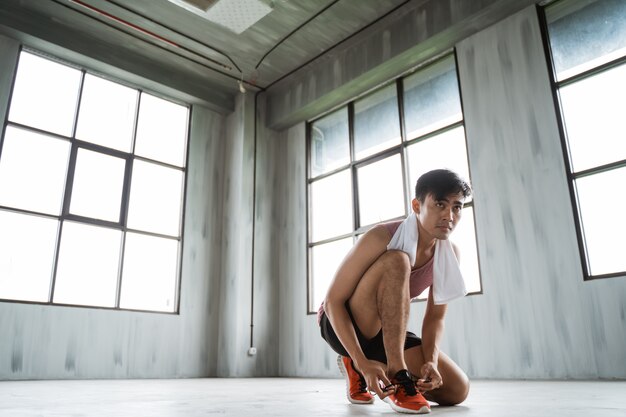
[318,169,471,414]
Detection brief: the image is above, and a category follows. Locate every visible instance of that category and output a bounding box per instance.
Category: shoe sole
[336,355,374,405]
[383,396,431,414]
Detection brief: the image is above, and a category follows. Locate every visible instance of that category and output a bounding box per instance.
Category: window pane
[120,233,178,312]
[0,211,58,302]
[354,84,401,160]
[76,74,137,152]
[559,63,626,172]
[310,238,353,311]
[406,127,470,199]
[69,149,126,222]
[403,57,462,140]
[310,107,350,177]
[453,206,481,293]
[53,222,121,307]
[546,0,626,81]
[135,94,188,167]
[8,51,81,136]
[310,169,353,242]
[357,154,405,226]
[127,160,183,236]
[0,126,70,215]
[576,167,626,275]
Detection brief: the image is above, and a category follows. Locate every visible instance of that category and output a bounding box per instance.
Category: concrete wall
[271,6,626,379]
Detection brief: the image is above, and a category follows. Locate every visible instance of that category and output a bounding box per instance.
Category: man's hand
[355,359,394,399]
[417,361,443,393]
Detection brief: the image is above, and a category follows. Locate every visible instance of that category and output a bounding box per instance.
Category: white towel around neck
[387,213,467,305]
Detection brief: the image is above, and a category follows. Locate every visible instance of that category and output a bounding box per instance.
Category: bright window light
[53,222,121,308]
[0,211,58,302]
[8,51,81,136]
[310,238,353,311]
[127,160,184,237]
[310,169,353,242]
[357,154,405,226]
[406,126,471,197]
[69,148,126,222]
[0,126,70,215]
[559,63,626,172]
[453,206,481,293]
[576,168,626,276]
[120,232,179,312]
[76,74,137,152]
[135,94,188,167]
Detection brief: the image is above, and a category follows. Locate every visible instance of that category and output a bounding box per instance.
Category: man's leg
[347,250,411,375]
[405,346,470,405]
[346,250,432,414]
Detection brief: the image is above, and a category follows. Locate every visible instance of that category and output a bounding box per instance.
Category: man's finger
[417,379,442,392]
[365,377,385,398]
[370,383,385,398]
[379,374,393,389]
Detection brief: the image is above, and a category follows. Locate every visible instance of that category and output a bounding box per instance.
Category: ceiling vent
[167,0,273,34]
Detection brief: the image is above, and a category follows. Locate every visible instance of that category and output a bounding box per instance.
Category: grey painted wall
[271,6,626,379]
[215,92,257,377]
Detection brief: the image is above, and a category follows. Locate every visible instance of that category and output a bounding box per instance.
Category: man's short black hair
[414,169,472,203]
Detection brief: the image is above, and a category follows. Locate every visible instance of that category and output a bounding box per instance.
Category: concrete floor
[0,378,624,417]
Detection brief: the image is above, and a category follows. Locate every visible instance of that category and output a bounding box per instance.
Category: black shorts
[319,304,422,364]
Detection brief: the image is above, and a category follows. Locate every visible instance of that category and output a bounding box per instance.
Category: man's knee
[431,378,469,406]
[378,250,411,277]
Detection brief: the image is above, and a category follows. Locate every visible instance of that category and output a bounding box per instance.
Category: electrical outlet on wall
[247,347,257,356]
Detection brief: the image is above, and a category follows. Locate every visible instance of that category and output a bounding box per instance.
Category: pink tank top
[317,220,434,323]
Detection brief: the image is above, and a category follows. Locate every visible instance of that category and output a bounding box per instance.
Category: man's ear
[411,198,420,214]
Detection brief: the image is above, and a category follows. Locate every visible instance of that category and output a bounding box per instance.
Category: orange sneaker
[385,369,430,414]
[337,355,374,404]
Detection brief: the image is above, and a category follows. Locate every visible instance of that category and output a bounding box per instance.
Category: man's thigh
[347,250,409,339]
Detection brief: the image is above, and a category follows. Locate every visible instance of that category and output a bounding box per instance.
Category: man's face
[412,192,465,240]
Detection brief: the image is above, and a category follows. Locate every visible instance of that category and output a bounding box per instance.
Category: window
[0,50,189,312]
[306,55,481,313]
[543,0,626,279]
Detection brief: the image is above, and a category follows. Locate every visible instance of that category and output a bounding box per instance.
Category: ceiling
[0,0,410,105]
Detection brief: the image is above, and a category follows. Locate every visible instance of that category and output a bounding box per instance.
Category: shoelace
[349,361,368,393]
[383,374,422,396]
[357,375,368,393]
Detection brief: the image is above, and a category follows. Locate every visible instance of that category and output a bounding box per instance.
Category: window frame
[305,52,482,314]
[0,46,191,314]
[539,1,626,281]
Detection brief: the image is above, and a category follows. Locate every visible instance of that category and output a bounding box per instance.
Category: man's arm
[418,289,447,391]
[323,224,392,397]
[418,241,460,392]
